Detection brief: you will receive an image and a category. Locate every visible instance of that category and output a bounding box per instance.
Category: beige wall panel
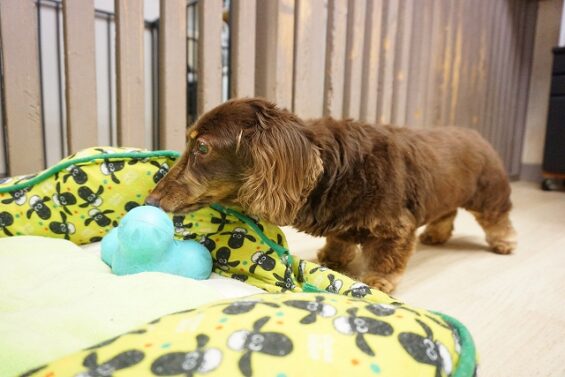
[323,0,348,118]
[293,0,328,118]
[231,0,256,99]
[159,0,187,151]
[343,0,367,119]
[115,0,145,147]
[63,0,99,153]
[256,0,295,110]
[0,0,45,174]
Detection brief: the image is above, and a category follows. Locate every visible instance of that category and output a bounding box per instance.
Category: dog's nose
[144,194,161,208]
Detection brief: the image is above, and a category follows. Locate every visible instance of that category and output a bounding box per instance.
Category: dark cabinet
[542,47,565,190]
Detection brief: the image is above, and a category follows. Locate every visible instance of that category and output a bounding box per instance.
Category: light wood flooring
[283,181,565,377]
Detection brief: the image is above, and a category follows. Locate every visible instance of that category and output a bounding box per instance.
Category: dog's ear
[237,102,323,225]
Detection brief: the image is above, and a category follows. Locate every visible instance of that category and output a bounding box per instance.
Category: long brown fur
[147,98,517,292]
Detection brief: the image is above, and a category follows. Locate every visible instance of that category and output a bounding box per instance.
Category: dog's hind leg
[419,210,457,245]
[471,210,516,254]
[317,236,358,272]
[466,164,517,254]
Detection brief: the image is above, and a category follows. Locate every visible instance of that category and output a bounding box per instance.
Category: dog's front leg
[317,235,359,272]
[360,228,416,293]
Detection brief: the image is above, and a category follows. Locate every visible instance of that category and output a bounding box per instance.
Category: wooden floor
[283,182,565,377]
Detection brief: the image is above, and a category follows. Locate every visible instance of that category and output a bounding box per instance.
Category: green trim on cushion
[0,150,181,193]
[210,203,293,266]
[303,283,326,293]
[436,312,478,377]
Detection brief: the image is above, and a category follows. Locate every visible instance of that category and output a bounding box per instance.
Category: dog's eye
[196,141,209,155]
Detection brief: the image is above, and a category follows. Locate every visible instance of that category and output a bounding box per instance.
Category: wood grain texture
[377,0,399,125]
[323,0,348,118]
[198,0,223,114]
[360,0,383,123]
[255,0,295,110]
[343,0,366,119]
[406,0,433,128]
[230,0,256,99]
[63,0,98,153]
[159,0,187,151]
[0,0,45,174]
[391,0,413,127]
[293,0,328,118]
[115,0,145,147]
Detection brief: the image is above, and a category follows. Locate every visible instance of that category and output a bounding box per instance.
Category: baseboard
[520,163,543,182]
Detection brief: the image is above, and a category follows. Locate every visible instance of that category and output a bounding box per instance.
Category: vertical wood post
[159,0,188,151]
[63,0,99,153]
[0,0,45,174]
[115,0,145,147]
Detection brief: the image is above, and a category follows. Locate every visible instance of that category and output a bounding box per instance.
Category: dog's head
[146,98,323,225]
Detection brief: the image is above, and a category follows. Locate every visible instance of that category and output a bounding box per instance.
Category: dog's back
[390,125,511,225]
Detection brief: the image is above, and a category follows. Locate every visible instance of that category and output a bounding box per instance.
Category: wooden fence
[0,0,538,178]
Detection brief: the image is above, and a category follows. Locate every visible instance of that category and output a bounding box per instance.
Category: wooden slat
[63,0,98,153]
[446,1,463,127]
[0,88,6,176]
[406,0,433,128]
[438,0,458,127]
[293,0,328,118]
[159,0,187,151]
[323,0,348,118]
[466,0,482,132]
[115,0,145,147]
[488,0,505,152]
[343,0,367,119]
[391,0,414,127]
[476,0,497,136]
[496,1,516,170]
[0,0,45,175]
[377,0,399,125]
[504,1,527,172]
[511,0,538,176]
[230,0,256,99]
[255,0,295,110]
[360,0,383,123]
[423,0,446,128]
[198,0,223,114]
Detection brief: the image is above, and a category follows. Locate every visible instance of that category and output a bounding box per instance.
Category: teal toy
[101,205,212,280]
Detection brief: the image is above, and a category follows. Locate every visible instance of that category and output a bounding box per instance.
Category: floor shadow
[305,236,491,282]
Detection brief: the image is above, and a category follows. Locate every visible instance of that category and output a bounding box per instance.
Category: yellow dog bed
[20,291,476,377]
[16,202,477,377]
[0,147,178,245]
[3,148,477,376]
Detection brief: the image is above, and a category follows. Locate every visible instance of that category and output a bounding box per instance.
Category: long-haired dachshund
[146,98,516,292]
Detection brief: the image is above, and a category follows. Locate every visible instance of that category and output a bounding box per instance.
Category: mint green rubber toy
[101,205,212,280]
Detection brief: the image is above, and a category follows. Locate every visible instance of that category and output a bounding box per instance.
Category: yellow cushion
[0,147,179,245]
[21,292,477,377]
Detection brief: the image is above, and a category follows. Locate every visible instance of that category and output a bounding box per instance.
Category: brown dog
[146,98,516,292]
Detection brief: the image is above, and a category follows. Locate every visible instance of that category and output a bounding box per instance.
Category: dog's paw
[489,240,515,255]
[361,274,396,294]
[316,249,355,272]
